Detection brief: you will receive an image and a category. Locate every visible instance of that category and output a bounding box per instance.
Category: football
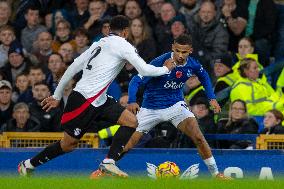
[155,161,180,178]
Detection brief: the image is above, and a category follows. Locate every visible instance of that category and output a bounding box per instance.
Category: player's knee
[128,116,138,128]
[60,139,78,152]
[193,134,205,147]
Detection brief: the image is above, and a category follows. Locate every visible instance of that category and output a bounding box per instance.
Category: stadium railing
[1,132,284,149]
[256,134,284,149]
[0,132,99,148]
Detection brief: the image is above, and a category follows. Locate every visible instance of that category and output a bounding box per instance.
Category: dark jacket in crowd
[261,124,284,134]
[251,0,277,40]
[217,117,259,149]
[1,116,40,133]
[0,102,14,128]
[189,14,229,73]
[28,101,62,132]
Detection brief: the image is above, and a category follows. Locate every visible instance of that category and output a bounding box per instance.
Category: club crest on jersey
[187,70,192,77]
[176,71,183,78]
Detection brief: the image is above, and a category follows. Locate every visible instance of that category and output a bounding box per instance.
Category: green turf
[0,177,283,189]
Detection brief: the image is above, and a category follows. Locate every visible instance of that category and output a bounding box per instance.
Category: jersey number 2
[86,46,101,70]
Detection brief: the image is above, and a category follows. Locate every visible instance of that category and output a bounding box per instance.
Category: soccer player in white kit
[18,15,176,177]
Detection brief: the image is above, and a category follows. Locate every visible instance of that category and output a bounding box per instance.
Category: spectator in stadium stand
[274,0,284,61]
[73,28,90,57]
[261,109,284,134]
[83,0,110,41]
[12,73,29,103]
[31,31,53,73]
[0,80,14,128]
[58,42,75,66]
[124,0,143,20]
[189,0,229,78]
[144,0,165,28]
[277,68,284,97]
[230,58,284,116]
[0,102,40,133]
[232,37,266,81]
[28,65,46,88]
[184,75,206,107]
[127,17,156,63]
[92,18,111,42]
[49,9,71,35]
[15,65,46,104]
[0,1,13,29]
[0,25,16,68]
[178,0,200,30]
[46,53,66,93]
[21,6,47,53]
[68,0,90,29]
[154,2,177,55]
[51,19,76,53]
[213,53,238,107]
[170,15,188,40]
[220,0,248,52]
[0,40,33,85]
[217,99,258,149]
[29,82,61,132]
[114,0,127,15]
[245,0,277,67]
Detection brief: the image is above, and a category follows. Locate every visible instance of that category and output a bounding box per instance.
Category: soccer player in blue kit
[122,34,231,179]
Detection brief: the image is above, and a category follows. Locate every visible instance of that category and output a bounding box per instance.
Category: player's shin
[29,140,65,168]
[107,126,136,161]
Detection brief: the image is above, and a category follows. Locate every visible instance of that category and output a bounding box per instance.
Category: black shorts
[61,91,125,139]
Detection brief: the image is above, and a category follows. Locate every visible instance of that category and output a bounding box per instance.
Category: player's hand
[163,58,176,71]
[127,103,140,115]
[41,96,60,112]
[209,99,221,114]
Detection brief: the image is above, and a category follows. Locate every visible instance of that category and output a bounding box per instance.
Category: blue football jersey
[128,52,216,109]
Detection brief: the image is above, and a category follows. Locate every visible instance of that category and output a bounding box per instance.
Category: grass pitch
[0,176,283,189]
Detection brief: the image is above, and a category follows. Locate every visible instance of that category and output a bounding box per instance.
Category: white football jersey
[53,35,169,107]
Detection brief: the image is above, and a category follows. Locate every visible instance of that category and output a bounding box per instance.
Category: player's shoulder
[186,56,202,69]
[150,52,171,64]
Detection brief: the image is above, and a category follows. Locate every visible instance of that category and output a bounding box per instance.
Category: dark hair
[25,6,39,15]
[239,37,255,48]
[267,109,284,122]
[110,15,130,32]
[29,65,44,73]
[174,34,192,46]
[73,27,89,39]
[231,99,247,113]
[33,81,51,91]
[238,58,256,78]
[48,53,63,62]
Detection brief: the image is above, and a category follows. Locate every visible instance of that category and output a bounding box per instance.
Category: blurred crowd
[0,0,284,149]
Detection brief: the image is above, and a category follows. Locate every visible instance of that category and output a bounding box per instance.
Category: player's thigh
[61,91,98,139]
[177,117,205,142]
[98,97,137,128]
[136,108,161,134]
[166,101,195,128]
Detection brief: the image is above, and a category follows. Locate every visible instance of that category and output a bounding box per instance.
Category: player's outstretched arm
[127,75,143,114]
[125,52,175,77]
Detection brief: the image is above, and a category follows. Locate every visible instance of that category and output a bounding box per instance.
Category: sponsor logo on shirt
[164,81,184,89]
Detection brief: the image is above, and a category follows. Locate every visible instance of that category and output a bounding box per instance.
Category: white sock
[204,156,219,176]
[24,159,35,169]
[102,158,115,164]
